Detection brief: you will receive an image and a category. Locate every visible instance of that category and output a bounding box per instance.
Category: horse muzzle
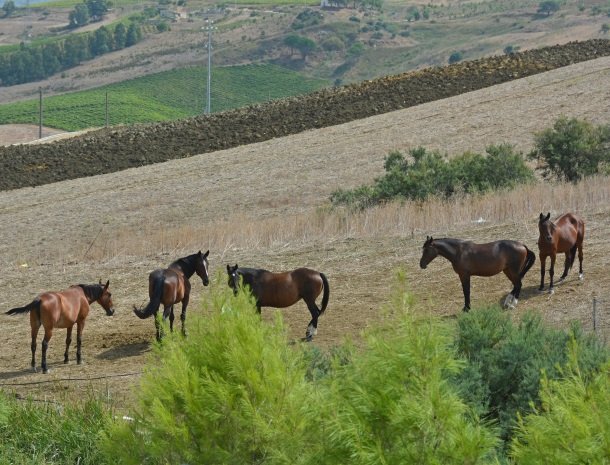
[419,261,427,269]
[106,308,115,316]
[202,279,209,287]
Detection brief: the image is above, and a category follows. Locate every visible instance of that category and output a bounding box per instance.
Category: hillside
[1,0,610,106]
[0,54,609,404]
[1,39,610,190]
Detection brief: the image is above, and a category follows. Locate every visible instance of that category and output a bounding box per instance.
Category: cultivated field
[0,56,609,407]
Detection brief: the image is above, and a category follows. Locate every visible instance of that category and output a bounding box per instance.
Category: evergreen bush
[511,347,610,464]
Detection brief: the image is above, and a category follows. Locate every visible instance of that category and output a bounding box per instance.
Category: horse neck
[434,239,461,264]
[77,284,102,303]
[170,257,195,279]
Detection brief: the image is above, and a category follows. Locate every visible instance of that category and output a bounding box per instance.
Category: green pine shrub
[453,307,609,445]
[331,144,534,209]
[101,284,313,465]
[303,289,499,465]
[511,347,610,464]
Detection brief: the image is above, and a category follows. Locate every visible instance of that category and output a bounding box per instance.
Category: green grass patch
[0,63,329,131]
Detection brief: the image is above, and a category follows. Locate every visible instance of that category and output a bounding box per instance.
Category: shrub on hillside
[306,289,499,464]
[453,307,609,445]
[511,353,610,464]
[330,144,534,209]
[529,116,610,183]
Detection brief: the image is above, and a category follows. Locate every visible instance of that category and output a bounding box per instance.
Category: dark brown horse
[6,281,115,374]
[134,251,209,340]
[419,237,536,312]
[537,212,585,293]
[226,264,329,341]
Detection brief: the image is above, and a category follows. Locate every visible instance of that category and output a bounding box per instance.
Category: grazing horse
[419,237,536,312]
[226,264,329,341]
[134,251,209,341]
[6,280,115,374]
[537,212,585,293]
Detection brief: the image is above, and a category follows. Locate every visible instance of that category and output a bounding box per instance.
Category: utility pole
[202,18,215,114]
[38,87,42,139]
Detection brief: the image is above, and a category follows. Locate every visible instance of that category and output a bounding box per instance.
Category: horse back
[555,213,584,250]
[38,287,89,328]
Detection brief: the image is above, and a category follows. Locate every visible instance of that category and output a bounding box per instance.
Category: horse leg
[76,321,85,365]
[538,254,547,291]
[64,325,73,364]
[180,296,189,337]
[41,329,53,374]
[460,275,471,312]
[304,299,321,341]
[168,306,175,333]
[30,321,40,372]
[559,251,571,282]
[578,242,584,280]
[548,254,556,294]
[503,270,521,309]
[154,312,162,342]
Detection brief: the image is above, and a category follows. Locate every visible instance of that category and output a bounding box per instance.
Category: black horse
[420,237,536,312]
[134,251,209,340]
[226,264,329,341]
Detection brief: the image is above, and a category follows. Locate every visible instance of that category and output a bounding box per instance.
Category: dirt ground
[0,58,609,408]
[0,124,68,146]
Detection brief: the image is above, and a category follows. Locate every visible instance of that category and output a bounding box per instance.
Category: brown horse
[226,264,329,341]
[6,280,115,374]
[134,251,209,341]
[537,212,585,293]
[419,237,536,312]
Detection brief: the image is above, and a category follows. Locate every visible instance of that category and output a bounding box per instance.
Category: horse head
[226,264,240,295]
[195,250,210,286]
[97,279,115,316]
[420,236,438,269]
[538,212,555,244]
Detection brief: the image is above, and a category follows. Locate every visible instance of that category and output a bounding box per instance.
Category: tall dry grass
[89,176,610,262]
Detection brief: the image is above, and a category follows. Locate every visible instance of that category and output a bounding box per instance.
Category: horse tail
[520,246,536,279]
[6,298,40,316]
[319,273,330,314]
[133,274,164,319]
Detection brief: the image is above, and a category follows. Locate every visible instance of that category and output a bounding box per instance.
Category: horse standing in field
[5,280,115,374]
[134,251,209,341]
[419,237,536,312]
[226,264,329,341]
[537,212,585,293]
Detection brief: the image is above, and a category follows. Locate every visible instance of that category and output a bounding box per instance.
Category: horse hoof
[579,273,584,281]
[549,288,555,295]
[42,368,49,374]
[31,366,37,373]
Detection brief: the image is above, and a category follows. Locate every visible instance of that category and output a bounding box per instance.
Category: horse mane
[77,284,103,302]
[170,253,199,278]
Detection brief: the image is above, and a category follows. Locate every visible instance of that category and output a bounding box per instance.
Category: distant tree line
[0,22,142,87]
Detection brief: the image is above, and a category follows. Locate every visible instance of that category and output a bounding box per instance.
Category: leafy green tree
[283,34,316,60]
[449,50,463,64]
[69,3,90,28]
[504,44,520,54]
[537,0,560,16]
[62,34,91,66]
[601,23,610,34]
[90,26,113,55]
[529,116,610,182]
[511,351,610,464]
[113,22,127,49]
[125,23,141,47]
[1,0,16,17]
[42,43,62,76]
[86,0,111,21]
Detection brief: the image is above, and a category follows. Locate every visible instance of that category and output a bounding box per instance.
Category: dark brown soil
[0,39,609,192]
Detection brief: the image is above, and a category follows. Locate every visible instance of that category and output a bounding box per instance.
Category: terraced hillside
[0,39,609,191]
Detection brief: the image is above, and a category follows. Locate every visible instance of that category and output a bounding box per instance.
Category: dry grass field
[1,56,609,407]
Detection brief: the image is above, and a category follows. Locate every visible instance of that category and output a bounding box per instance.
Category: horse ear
[226,264,231,272]
[539,213,544,221]
[545,212,551,221]
[203,250,209,258]
[104,280,109,289]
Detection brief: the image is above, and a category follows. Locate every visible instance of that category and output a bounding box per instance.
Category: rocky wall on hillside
[1,39,609,191]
